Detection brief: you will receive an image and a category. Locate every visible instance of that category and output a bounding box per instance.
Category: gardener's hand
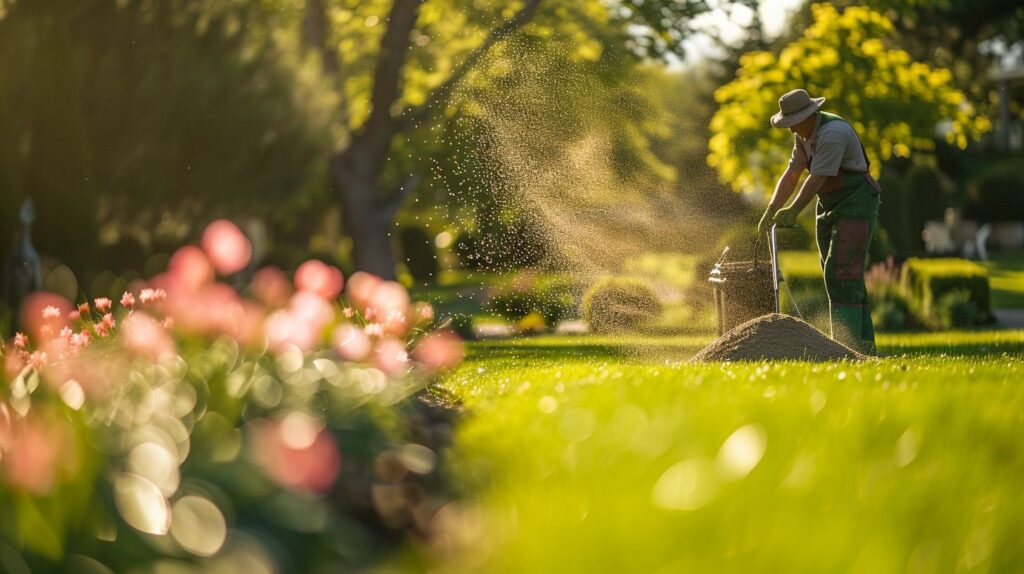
[757,208,775,236]
[773,206,799,228]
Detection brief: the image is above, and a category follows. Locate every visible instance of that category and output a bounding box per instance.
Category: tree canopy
[707,3,992,197]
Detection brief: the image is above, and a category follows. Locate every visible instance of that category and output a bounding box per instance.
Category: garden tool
[754,223,804,319]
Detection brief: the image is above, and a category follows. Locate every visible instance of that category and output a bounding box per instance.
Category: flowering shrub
[0,220,464,572]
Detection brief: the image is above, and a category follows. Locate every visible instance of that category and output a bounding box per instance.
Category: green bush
[582,277,662,333]
[399,226,439,281]
[901,258,992,328]
[964,162,1024,223]
[936,289,979,329]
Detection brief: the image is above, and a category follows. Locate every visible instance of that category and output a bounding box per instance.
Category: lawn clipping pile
[691,313,869,362]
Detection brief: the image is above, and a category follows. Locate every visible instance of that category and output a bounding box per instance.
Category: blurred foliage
[0,0,333,274]
[964,160,1024,223]
[483,274,578,329]
[708,3,991,197]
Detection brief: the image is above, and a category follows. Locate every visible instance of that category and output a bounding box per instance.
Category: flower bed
[0,221,464,572]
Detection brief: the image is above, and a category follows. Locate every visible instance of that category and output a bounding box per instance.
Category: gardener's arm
[757,164,803,234]
[774,130,845,226]
[773,174,827,226]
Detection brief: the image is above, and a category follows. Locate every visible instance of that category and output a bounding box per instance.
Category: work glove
[773,205,799,228]
[756,208,775,236]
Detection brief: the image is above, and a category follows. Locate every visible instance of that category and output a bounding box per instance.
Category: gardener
[757,89,881,354]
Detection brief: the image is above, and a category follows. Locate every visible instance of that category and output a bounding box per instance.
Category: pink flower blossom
[94,298,112,312]
[167,246,214,291]
[13,333,27,349]
[364,323,384,338]
[59,327,73,339]
[120,291,135,309]
[412,330,465,373]
[21,293,72,344]
[28,351,47,369]
[139,288,166,304]
[342,307,355,318]
[78,302,90,315]
[252,266,292,308]
[295,259,344,300]
[412,302,435,322]
[70,332,91,349]
[372,337,410,377]
[201,219,252,276]
[0,415,67,495]
[121,312,175,362]
[68,311,80,321]
[346,272,382,310]
[332,324,372,362]
[249,415,342,493]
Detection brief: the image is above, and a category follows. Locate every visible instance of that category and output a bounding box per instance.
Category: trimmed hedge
[901,258,993,327]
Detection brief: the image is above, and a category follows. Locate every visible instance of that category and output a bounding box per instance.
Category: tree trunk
[331,150,400,279]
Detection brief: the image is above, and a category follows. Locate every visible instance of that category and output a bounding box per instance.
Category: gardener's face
[790,113,817,140]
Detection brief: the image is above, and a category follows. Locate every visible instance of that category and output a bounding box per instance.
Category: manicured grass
[441,330,1024,572]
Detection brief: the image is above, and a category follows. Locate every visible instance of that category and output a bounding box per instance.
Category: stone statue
[3,198,43,332]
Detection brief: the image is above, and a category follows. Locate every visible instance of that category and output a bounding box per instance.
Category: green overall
[814,112,880,355]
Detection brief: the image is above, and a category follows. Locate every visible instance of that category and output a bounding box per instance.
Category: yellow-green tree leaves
[707,3,991,197]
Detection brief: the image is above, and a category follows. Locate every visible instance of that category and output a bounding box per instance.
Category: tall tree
[708,3,991,198]
[303,0,713,278]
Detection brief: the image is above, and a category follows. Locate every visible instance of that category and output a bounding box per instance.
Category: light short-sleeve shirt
[789,114,869,176]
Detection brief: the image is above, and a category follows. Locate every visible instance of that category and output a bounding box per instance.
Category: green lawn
[439,330,1024,573]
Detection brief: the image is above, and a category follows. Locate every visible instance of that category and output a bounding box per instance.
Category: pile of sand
[691,313,868,362]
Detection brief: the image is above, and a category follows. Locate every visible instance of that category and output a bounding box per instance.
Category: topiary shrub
[935,289,978,329]
[399,226,439,281]
[582,277,662,333]
[901,258,992,328]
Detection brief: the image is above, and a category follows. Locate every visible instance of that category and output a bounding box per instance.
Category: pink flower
[364,323,384,338]
[13,333,27,349]
[332,324,372,361]
[265,309,318,353]
[28,351,47,369]
[366,282,410,336]
[249,414,342,493]
[100,313,115,330]
[0,415,66,495]
[372,337,410,377]
[201,219,252,276]
[167,246,214,291]
[413,330,465,373]
[120,291,135,309]
[70,332,91,349]
[68,311,80,321]
[139,288,166,304]
[21,293,72,344]
[412,302,435,322]
[252,266,292,308]
[121,312,175,362]
[346,272,382,310]
[94,298,112,312]
[342,307,355,318]
[295,260,344,300]
[78,302,90,315]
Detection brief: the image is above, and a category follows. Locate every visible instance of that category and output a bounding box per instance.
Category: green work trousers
[816,184,880,355]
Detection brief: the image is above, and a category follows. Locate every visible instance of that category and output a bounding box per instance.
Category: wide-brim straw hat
[770,89,826,128]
